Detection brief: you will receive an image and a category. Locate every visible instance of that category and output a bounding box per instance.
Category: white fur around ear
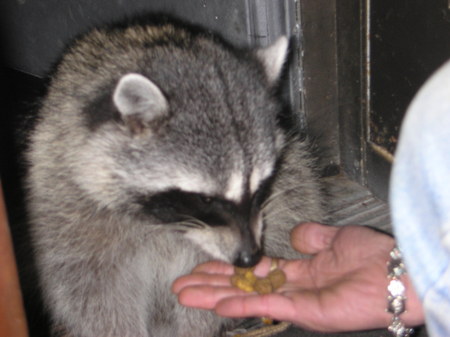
[256,36,289,84]
[113,73,168,124]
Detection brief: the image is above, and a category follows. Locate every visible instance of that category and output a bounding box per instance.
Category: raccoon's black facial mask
[138,175,274,228]
[139,190,240,226]
[251,175,275,210]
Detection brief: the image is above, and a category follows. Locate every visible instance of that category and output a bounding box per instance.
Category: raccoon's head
[74,33,289,267]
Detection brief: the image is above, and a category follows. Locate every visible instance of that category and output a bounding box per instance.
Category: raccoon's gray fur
[26,16,326,337]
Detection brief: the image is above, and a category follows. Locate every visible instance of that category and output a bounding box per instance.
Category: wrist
[402,273,425,327]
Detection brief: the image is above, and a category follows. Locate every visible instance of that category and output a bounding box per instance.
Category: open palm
[173,223,423,333]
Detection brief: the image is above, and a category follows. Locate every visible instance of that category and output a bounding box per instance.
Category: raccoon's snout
[232,207,264,267]
[234,248,263,268]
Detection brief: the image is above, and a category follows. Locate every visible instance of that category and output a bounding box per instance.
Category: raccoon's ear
[113,73,169,132]
[256,36,289,84]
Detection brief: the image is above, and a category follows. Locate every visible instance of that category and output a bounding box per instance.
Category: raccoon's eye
[199,196,213,205]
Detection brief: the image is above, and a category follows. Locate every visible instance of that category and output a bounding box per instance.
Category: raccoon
[26,15,326,337]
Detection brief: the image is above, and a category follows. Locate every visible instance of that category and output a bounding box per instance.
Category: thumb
[290,222,339,254]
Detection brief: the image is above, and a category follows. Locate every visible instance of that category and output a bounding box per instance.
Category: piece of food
[233,266,255,275]
[261,317,274,325]
[267,269,287,290]
[230,262,286,295]
[230,274,255,293]
[254,278,273,294]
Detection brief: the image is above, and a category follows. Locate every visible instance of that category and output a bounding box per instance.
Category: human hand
[173,223,424,332]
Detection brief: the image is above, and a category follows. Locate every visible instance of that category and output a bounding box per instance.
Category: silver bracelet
[387,246,414,337]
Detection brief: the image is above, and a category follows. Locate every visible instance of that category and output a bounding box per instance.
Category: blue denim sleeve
[390,60,450,336]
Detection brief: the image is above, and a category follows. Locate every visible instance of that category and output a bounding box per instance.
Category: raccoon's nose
[234,248,263,268]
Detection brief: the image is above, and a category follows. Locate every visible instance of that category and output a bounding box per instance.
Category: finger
[177,285,246,310]
[291,222,340,254]
[213,290,364,332]
[172,272,231,294]
[214,293,298,322]
[252,257,277,277]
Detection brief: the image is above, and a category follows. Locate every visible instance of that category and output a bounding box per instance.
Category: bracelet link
[388,316,414,337]
[387,294,405,315]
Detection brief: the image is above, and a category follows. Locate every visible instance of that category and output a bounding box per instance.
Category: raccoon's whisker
[262,206,295,221]
[179,222,203,229]
[178,216,209,229]
[153,217,208,231]
[261,184,306,210]
[150,221,187,230]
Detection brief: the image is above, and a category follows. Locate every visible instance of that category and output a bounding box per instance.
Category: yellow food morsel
[234,266,254,275]
[244,270,257,283]
[268,269,287,290]
[230,274,255,292]
[231,264,287,294]
[254,278,273,294]
[261,317,273,325]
